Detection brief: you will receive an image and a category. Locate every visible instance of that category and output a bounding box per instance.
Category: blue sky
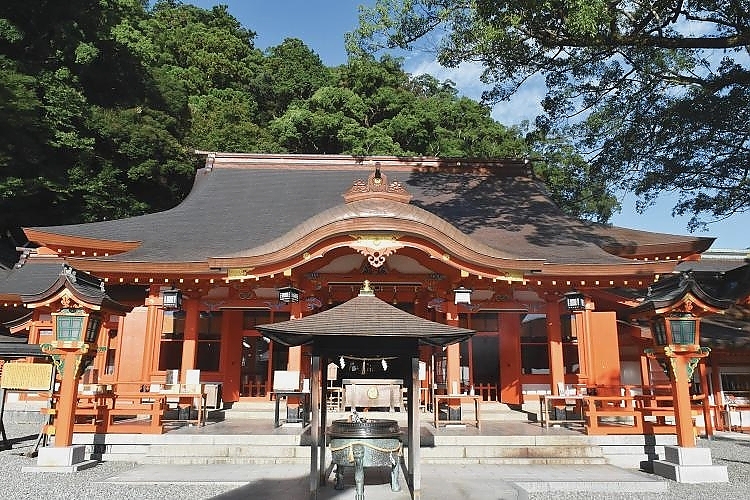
[185,1,748,250]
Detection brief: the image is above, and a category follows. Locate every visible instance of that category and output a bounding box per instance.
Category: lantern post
[643,311,708,447]
[641,303,728,482]
[21,265,129,473]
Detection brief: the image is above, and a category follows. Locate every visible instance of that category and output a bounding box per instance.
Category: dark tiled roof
[0,330,45,359]
[701,305,750,350]
[629,272,738,317]
[0,263,130,313]
[27,154,712,265]
[0,263,64,297]
[256,291,474,348]
[0,340,45,358]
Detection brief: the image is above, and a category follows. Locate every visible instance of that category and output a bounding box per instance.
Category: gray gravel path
[1,421,748,499]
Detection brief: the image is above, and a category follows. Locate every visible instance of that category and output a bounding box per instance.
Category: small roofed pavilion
[256,280,475,500]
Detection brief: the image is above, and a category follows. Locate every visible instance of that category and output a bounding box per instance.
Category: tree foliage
[0,0,604,265]
[351,0,750,229]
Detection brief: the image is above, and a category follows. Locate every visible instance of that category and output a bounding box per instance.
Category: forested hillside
[0,0,613,265]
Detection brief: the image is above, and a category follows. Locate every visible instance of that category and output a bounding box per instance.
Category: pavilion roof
[255,284,474,349]
[0,332,45,358]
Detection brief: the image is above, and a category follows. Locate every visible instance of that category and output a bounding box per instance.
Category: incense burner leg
[334,463,345,490]
[390,453,401,492]
[353,444,365,500]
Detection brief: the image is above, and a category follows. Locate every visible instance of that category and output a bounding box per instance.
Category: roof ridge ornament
[359,280,375,297]
[343,162,412,204]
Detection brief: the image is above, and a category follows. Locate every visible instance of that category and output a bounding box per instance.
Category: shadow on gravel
[208,467,409,500]
[1,433,37,449]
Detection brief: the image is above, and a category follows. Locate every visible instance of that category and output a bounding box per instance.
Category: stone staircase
[220,400,277,419]
[139,433,309,465]
[69,400,677,468]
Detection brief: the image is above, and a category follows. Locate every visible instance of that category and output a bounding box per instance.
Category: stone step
[140,444,311,465]
[71,403,679,467]
[221,401,531,421]
[97,444,673,467]
[135,435,609,466]
[419,457,610,465]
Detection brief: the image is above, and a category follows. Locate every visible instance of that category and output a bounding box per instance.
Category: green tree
[0,0,156,230]
[187,89,273,152]
[0,0,605,268]
[251,38,333,122]
[139,1,262,95]
[352,0,750,229]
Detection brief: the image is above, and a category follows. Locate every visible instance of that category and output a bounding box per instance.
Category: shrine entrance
[466,334,500,401]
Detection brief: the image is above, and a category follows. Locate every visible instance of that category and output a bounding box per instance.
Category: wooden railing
[69,391,166,434]
[473,384,498,402]
[580,385,712,437]
[43,384,207,435]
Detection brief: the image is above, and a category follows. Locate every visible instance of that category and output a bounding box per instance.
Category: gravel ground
[1,418,748,500]
[529,431,750,500]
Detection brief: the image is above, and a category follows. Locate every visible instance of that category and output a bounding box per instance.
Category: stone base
[651,445,728,483]
[281,422,304,428]
[22,445,98,473]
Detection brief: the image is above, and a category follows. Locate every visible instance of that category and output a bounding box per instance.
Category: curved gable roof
[208,198,545,271]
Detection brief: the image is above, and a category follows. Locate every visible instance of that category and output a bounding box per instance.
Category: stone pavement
[103,462,668,500]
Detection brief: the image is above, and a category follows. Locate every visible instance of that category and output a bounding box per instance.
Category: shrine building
[1,153,749,437]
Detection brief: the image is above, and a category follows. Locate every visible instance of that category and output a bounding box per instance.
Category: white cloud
[489,77,547,125]
[406,58,486,96]
[404,56,547,126]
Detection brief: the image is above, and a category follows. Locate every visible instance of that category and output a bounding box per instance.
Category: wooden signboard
[0,363,54,391]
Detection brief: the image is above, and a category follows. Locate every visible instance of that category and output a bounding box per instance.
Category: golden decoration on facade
[59,293,82,310]
[226,267,257,281]
[348,235,404,268]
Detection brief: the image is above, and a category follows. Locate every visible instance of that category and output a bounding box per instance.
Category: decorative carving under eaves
[305,297,322,311]
[427,297,446,313]
[60,294,82,311]
[232,283,257,300]
[348,235,404,268]
[458,303,481,313]
[360,260,389,275]
[343,164,412,204]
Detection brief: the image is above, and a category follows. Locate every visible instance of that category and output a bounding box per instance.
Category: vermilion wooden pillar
[572,308,592,387]
[220,309,243,402]
[444,302,461,394]
[180,297,200,382]
[588,311,621,389]
[48,348,88,447]
[698,362,714,436]
[546,297,565,395]
[143,285,163,378]
[710,355,724,430]
[671,354,698,447]
[640,354,651,388]
[498,312,522,404]
[646,345,710,448]
[287,301,304,373]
